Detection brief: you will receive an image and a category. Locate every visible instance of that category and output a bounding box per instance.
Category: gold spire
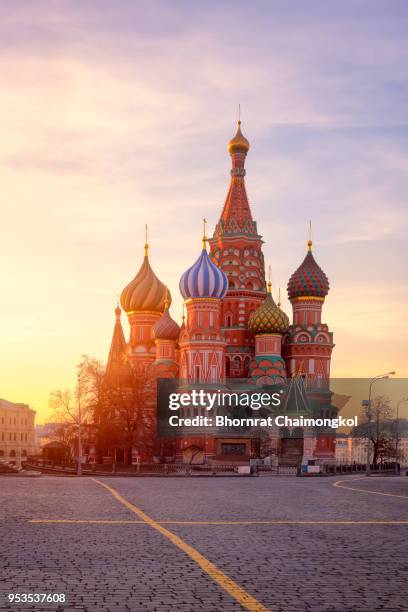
[307,220,313,251]
[267,264,272,293]
[278,287,281,308]
[144,223,149,257]
[202,217,207,250]
[164,287,170,309]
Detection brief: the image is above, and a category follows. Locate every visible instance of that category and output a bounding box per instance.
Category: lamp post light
[365,371,395,477]
[395,396,408,475]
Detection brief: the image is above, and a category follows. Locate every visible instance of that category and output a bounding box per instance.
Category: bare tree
[49,353,157,466]
[353,395,394,466]
[49,359,96,472]
[104,362,156,464]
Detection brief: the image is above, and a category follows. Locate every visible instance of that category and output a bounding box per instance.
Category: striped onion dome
[287,242,329,300]
[248,283,289,335]
[151,303,180,341]
[120,246,171,314]
[179,245,228,300]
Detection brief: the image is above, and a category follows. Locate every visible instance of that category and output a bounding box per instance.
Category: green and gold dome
[248,283,289,335]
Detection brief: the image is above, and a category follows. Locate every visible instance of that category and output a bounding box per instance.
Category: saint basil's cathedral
[104,121,336,467]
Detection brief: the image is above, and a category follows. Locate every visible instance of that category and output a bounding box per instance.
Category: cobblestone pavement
[0,475,407,611]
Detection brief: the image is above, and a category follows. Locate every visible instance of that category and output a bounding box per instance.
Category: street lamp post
[395,397,408,475]
[77,373,82,477]
[365,371,395,477]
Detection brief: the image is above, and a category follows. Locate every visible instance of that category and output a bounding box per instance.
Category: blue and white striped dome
[179,248,228,299]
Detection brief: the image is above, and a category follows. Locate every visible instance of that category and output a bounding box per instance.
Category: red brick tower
[179,227,228,385]
[283,234,334,386]
[209,121,266,378]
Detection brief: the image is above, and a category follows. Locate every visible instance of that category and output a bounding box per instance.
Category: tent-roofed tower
[106,304,129,381]
[209,120,266,378]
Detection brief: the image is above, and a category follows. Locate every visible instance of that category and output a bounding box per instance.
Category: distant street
[1,475,408,611]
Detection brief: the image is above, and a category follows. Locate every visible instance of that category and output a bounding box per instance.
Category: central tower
[209,121,266,377]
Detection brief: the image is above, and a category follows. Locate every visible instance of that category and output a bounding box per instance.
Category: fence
[23,459,399,477]
[24,459,298,476]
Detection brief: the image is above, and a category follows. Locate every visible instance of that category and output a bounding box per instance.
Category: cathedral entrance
[279,427,304,466]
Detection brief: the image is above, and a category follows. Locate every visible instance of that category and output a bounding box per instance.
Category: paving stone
[0,475,407,611]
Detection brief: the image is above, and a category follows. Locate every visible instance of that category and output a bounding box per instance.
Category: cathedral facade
[104,121,336,466]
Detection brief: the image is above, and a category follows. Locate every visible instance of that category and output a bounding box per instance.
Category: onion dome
[151,295,180,341]
[248,282,289,335]
[228,120,250,154]
[287,239,329,300]
[179,222,228,300]
[120,241,171,314]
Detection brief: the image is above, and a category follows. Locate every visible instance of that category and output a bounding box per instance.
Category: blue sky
[0,1,407,418]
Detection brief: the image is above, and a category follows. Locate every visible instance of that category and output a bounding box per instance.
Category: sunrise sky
[1,1,408,422]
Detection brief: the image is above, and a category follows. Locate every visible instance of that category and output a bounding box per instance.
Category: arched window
[243,356,250,374]
[225,357,231,376]
[233,356,241,371]
[225,312,233,327]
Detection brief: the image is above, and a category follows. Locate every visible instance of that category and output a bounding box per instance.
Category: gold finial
[307,220,313,251]
[144,224,149,257]
[202,217,207,250]
[238,103,241,126]
[267,264,272,293]
[278,287,281,308]
[164,287,169,309]
[115,294,121,317]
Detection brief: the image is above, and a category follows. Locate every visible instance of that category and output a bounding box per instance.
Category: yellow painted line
[29,519,143,524]
[29,518,408,525]
[333,478,408,500]
[91,477,269,612]
[162,520,408,525]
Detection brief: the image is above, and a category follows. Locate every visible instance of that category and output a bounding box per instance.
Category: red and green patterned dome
[248,284,289,335]
[287,243,329,300]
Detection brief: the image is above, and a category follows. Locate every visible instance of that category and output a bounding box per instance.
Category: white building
[0,398,37,468]
[335,433,408,467]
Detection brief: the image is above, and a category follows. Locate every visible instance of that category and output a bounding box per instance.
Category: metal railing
[24,459,297,476]
[27,459,398,477]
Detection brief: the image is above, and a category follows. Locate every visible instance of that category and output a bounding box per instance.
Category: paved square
[0,475,407,611]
